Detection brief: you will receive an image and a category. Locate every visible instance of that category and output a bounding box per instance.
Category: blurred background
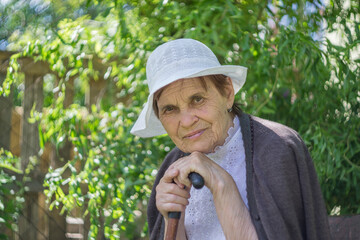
[0,0,359,239]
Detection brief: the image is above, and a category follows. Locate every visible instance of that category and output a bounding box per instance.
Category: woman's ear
[225,76,235,108]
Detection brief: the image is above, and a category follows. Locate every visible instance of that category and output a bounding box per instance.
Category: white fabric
[185,116,248,240]
[130,39,247,137]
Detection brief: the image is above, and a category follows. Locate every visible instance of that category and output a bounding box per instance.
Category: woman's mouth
[184,129,205,139]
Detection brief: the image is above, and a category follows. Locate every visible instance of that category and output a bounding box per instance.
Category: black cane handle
[182,153,205,190]
[188,172,205,189]
[168,211,181,219]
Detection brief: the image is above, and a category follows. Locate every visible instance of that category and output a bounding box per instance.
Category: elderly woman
[131,39,331,240]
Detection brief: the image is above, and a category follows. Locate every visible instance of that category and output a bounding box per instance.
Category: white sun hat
[130,38,247,138]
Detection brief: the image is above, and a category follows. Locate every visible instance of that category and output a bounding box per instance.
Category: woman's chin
[181,144,215,154]
[176,135,218,154]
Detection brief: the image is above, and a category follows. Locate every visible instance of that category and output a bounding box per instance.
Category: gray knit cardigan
[147,113,331,240]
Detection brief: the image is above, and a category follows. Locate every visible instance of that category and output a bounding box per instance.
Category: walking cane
[165,172,204,240]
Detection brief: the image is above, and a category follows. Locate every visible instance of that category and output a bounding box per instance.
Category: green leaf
[0,163,23,174]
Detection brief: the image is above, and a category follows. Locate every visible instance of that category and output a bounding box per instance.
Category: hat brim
[130,65,247,138]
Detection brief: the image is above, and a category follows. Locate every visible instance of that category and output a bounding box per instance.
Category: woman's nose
[179,110,198,128]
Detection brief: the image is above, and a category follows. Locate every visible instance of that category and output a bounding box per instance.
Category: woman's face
[157,76,235,153]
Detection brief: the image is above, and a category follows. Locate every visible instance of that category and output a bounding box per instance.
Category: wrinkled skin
[157,76,234,154]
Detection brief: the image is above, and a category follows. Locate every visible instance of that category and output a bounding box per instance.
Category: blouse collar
[206,115,240,162]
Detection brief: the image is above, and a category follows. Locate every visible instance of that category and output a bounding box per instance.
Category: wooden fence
[0,50,111,240]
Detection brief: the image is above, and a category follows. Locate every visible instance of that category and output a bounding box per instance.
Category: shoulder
[249,115,310,170]
[250,115,304,148]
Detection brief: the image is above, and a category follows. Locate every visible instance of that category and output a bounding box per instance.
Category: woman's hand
[156,165,191,240]
[168,151,229,194]
[156,167,191,220]
[164,151,258,240]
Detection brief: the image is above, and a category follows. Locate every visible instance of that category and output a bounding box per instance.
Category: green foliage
[0,149,25,239]
[41,102,174,238]
[1,0,360,238]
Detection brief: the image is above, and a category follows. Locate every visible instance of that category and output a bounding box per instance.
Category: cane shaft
[165,217,180,240]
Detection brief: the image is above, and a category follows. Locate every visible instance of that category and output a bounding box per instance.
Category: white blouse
[185,116,248,240]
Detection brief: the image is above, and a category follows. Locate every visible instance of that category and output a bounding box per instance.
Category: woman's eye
[193,96,203,103]
[163,106,174,113]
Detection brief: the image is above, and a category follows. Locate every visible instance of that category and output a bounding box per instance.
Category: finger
[156,190,190,214]
[173,176,191,189]
[157,201,187,214]
[162,167,188,189]
[156,191,190,207]
[161,168,179,184]
[171,157,196,187]
[156,182,190,199]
